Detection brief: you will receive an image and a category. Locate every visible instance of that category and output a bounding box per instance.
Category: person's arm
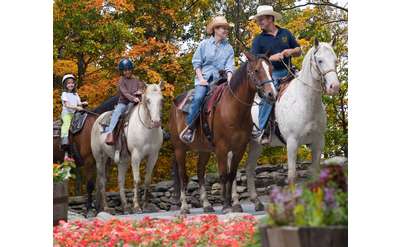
[192,41,208,85]
[225,46,235,82]
[61,92,82,111]
[282,31,302,58]
[120,79,139,102]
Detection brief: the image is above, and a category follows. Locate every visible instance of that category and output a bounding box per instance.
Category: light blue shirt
[192,36,235,85]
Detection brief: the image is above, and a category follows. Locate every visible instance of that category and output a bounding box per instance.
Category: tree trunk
[77,52,86,83]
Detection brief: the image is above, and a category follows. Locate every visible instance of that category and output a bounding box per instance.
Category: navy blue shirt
[251,27,299,70]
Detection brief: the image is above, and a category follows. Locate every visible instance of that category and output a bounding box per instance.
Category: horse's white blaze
[227,151,233,173]
[261,60,277,96]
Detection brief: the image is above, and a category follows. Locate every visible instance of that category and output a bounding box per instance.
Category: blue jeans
[258,69,289,130]
[106,103,127,133]
[186,85,209,126]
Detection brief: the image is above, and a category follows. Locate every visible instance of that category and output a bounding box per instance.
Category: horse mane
[92,95,119,114]
[229,61,248,91]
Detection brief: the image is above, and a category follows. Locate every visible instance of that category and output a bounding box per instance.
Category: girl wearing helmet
[105,58,144,145]
[60,74,88,159]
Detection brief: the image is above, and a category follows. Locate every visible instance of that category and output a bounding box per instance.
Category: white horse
[233,39,340,211]
[91,83,163,214]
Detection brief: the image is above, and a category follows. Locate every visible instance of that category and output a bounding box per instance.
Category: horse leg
[311,136,324,180]
[142,151,159,213]
[230,148,246,213]
[246,140,264,211]
[175,148,190,214]
[130,148,143,213]
[117,160,130,214]
[197,152,213,213]
[84,158,96,216]
[95,153,110,213]
[215,147,230,213]
[287,137,299,184]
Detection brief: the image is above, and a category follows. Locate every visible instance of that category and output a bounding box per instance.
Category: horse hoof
[203,205,215,213]
[132,207,143,214]
[232,204,243,213]
[180,208,190,215]
[255,202,265,211]
[222,206,232,214]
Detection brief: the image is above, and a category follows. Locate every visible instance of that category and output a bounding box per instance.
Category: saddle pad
[174,89,195,113]
[70,111,88,135]
[99,111,113,129]
[53,120,62,137]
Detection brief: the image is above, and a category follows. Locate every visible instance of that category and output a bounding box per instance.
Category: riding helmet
[118,58,134,71]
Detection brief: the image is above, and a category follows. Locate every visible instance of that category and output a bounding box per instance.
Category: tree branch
[281,2,348,12]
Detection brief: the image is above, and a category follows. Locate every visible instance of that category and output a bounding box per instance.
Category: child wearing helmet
[60,74,88,159]
[105,58,144,145]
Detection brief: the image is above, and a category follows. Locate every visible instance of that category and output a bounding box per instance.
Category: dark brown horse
[53,96,118,212]
[169,51,275,213]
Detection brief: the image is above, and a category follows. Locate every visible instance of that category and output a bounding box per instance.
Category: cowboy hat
[249,5,282,21]
[206,16,234,35]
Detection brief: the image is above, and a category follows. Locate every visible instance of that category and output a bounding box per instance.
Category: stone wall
[68,163,310,215]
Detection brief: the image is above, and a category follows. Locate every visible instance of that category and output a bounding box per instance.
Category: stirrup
[179,125,196,144]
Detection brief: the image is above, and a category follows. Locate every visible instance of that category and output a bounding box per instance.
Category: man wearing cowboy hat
[180,16,235,143]
[250,5,301,145]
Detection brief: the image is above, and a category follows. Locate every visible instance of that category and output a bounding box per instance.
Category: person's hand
[199,78,208,86]
[76,106,84,111]
[269,53,284,61]
[133,97,140,103]
[135,90,143,95]
[81,101,88,106]
[281,49,292,58]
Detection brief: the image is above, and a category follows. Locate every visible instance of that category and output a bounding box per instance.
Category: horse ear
[243,50,256,62]
[314,37,319,48]
[158,80,164,90]
[330,36,337,47]
[265,49,272,59]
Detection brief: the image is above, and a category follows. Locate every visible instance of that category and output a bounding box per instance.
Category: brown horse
[53,96,118,213]
[169,51,275,213]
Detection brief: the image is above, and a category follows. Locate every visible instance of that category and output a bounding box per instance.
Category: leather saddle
[173,73,228,144]
[277,67,297,101]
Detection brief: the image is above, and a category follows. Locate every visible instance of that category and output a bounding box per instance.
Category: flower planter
[53,180,68,226]
[259,224,347,247]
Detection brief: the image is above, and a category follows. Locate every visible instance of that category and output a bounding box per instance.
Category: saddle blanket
[70,111,88,135]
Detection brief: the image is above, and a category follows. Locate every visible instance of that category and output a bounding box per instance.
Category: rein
[227,61,274,107]
[137,101,157,129]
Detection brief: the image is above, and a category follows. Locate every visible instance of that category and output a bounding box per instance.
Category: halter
[137,98,159,129]
[280,46,337,93]
[228,59,274,106]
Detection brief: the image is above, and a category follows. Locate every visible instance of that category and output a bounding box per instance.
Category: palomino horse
[53,96,118,212]
[91,83,163,214]
[169,51,275,214]
[237,39,340,210]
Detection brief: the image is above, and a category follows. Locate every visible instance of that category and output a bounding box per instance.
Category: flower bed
[53,214,257,247]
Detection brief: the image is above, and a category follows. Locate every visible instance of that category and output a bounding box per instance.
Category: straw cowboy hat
[249,5,282,21]
[206,16,234,35]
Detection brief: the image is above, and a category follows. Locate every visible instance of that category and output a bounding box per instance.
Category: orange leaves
[53,59,77,77]
[162,82,175,97]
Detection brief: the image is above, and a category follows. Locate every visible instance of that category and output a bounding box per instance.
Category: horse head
[312,38,340,95]
[243,50,277,103]
[142,82,164,128]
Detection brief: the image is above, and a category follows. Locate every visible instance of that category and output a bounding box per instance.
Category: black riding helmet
[118,58,134,71]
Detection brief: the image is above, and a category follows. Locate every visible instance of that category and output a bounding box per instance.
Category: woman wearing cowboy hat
[250,5,301,145]
[180,16,235,143]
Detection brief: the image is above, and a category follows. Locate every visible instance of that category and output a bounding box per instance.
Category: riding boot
[260,121,272,145]
[105,132,115,145]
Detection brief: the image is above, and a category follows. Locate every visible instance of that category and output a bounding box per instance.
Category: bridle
[280,46,337,93]
[228,58,274,106]
[137,97,159,129]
